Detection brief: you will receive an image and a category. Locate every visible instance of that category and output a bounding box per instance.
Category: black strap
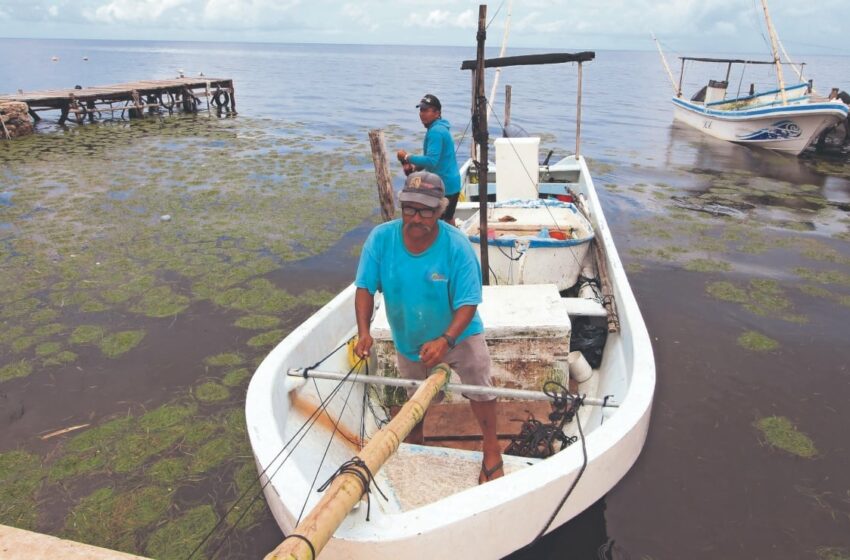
[317,457,387,521]
[281,534,316,560]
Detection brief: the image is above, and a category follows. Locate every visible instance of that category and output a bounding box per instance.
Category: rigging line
[296,366,362,524]
[483,96,587,272]
[533,396,588,542]
[486,0,506,29]
[190,353,363,560]
[455,118,472,159]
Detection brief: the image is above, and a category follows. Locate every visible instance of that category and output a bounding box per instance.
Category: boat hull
[672,97,848,155]
[246,155,656,559]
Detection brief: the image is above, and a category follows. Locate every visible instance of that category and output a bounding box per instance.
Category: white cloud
[85,0,189,24]
[405,8,476,29]
[342,3,378,33]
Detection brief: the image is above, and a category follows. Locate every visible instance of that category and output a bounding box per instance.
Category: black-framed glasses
[401,205,436,218]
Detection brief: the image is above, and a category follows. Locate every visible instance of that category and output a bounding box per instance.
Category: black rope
[316,457,388,522]
[278,534,316,560]
[188,341,358,560]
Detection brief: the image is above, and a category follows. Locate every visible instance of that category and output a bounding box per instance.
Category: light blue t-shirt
[407,118,462,196]
[355,220,484,361]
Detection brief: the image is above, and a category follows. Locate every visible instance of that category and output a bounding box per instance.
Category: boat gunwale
[671,96,849,120]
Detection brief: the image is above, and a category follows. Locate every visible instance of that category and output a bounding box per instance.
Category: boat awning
[460,52,595,70]
[677,56,801,65]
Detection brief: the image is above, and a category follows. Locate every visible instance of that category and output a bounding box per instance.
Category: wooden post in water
[504,85,511,128]
[368,129,396,222]
[265,365,451,560]
[474,4,490,285]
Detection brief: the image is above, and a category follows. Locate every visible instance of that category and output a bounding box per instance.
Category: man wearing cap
[353,171,504,484]
[397,94,463,224]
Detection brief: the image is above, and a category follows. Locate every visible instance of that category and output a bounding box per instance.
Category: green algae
[69,324,105,345]
[99,329,146,358]
[63,485,172,553]
[33,322,65,337]
[706,281,748,303]
[225,461,266,530]
[0,450,43,530]
[43,350,78,366]
[147,457,189,485]
[114,428,184,473]
[139,402,198,431]
[195,382,230,403]
[817,547,850,560]
[222,368,251,387]
[794,267,850,287]
[145,504,218,560]
[35,341,62,356]
[0,360,33,382]
[755,416,817,458]
[204,352,244,367]
[684,259,732,273]
[737,330,779,352]
[130,286,190,318]
[190,437,237,474]
[10,335,37,353]
[246,329,285,348]
[234,314,281,330]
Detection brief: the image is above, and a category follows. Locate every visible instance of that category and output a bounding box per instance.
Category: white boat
[247,49,655,559]
[669,63,848,155]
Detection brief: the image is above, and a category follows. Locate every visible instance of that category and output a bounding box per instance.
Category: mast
[486,0,512,125]
[651,32,680,96]
[474,4,490,284]
[760,0,787,105]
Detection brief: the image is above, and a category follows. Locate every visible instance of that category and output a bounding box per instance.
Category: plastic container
[568,350,594,383]
[549,230,567,240]
[538,227,549,238]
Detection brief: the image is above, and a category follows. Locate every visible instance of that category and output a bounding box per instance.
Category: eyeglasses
[401,205,436,218]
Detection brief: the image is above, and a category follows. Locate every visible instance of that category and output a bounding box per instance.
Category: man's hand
[419,337,449,368]
[354,333,374,359]
[396,149,408,163]
[402,162,415,176]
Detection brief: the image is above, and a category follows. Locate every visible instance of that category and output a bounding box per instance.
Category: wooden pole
[265,365,451,560]
[677,59,685,100]
[504,85,511,128]
[651,32,679,96]
[368,129,396,222]
[760,0,787,105]
[575,62,583,158]
[486,0,512,126]
[474,4,490,285]
[571,190,620,333]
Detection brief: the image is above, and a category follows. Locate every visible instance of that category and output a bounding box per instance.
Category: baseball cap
[416,94,441,110]
[398,171,445,208]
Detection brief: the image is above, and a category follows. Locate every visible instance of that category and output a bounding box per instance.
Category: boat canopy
[678,56,800,65]
[460,51,595,70]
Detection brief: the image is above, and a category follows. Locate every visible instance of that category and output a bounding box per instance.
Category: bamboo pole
[265,365,451,560]
[368,129,396,222]
[474,4,491,285]
[651,32,679,96]
[760,0,787,105]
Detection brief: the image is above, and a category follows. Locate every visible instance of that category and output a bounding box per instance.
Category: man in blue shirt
[397,94,463,224]
[354,171,503,483]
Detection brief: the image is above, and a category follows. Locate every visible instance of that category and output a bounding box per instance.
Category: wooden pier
[0,77,236,125]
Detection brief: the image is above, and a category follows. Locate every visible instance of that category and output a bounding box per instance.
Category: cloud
[405,8,476,29]
[84,0,190,24]
[342,3,378,33]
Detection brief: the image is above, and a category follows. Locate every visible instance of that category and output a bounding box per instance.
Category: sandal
[479,458,504,484]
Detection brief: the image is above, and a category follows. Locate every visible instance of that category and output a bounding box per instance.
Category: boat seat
[561,297,607,317]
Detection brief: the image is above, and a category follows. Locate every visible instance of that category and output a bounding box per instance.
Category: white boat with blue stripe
[669,57,848,155]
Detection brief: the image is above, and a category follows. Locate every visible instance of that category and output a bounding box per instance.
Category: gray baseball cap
[398,171,444,208]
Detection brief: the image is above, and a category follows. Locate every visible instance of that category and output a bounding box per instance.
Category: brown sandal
[479,459,504,484]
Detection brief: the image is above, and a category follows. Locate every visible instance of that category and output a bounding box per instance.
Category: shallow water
[2,39,850,559]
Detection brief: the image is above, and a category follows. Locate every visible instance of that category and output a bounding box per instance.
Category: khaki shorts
[396,333,494,402]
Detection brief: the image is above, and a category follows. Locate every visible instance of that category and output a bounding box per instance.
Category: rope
[278,534,316,560]
[316,457,387,521]
[188,340,357,560]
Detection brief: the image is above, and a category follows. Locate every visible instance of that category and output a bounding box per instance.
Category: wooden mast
[265,365,451,560]
[474,4,491,285]
[760,0,787,105]
[368,129,396,222]
[651,32,679,96]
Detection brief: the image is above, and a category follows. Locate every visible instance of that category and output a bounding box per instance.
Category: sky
[0,0,847,55]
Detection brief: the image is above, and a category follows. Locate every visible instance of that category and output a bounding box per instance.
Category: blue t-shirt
[355,220,484,361]
[408,118,462,196]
